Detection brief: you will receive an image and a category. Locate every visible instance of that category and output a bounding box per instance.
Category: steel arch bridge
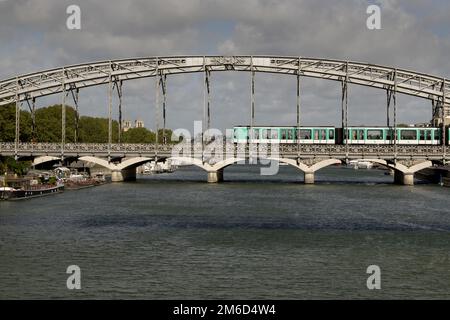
[1,55,449,105]
[0,55,449,185]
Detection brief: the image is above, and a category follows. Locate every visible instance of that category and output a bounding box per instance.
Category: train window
[321,130,326,140]
[426,131,432,140]
[419,130,425,141]
[314,130,319,140]
[329,130,334,140]
[271,130,278,139]
[288,130,294,140]
[367,130,383,140]
[359,130,364,140]
[434,131,440,140]
[400,130,417,140]
[262,129,268,139]
[352,130,357,140]
[253,129,260,139]
[300,129,311,139]
[281,129,287,139]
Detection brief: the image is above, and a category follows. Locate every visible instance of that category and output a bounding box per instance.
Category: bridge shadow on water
[135,165,425,186]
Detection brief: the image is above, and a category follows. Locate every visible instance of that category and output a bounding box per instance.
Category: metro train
[232,126,450,145]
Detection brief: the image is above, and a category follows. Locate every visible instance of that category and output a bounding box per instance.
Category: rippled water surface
[1,166,450,299]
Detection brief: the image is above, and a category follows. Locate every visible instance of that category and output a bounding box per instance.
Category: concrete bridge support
[111,168,137,182]
[207,170,224,183]
[394,171,414,186]
[364,159,434,186]
[304,171,315,184]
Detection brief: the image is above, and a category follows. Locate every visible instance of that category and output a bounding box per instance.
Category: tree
[0,157,31,176]
[0,103,32,142]
[0,103,169,144]
[122,127,156,143]
[158,128,175,144]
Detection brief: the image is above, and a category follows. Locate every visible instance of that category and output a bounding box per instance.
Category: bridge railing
[1,142,449,161]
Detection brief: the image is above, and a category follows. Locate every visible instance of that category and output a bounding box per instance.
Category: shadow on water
[134,165,435,186]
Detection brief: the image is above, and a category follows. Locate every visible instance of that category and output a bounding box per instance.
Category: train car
[232,126,335,144]
[233,126,444,145]
[345,127,441,145]
[448,127,450,145]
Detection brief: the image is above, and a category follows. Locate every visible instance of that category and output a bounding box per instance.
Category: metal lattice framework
[0,55,449,106]
[1,55,449,163]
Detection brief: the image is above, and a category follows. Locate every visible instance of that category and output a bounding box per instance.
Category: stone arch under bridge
[31,154,435,185]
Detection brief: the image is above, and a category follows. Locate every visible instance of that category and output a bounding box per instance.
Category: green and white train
[232,126,450,145]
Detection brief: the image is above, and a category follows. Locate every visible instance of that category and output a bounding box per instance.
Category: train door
[328,129,335,144]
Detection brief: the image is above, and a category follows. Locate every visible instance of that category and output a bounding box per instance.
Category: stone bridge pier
[111,168,137,182]
[207,169,224,183]
[195,157,342,184]
[364,159,435,186]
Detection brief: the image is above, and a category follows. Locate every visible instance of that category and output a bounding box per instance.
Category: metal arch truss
[0,56,449,108]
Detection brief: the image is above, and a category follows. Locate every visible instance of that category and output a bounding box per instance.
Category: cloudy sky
[0,0,449,132]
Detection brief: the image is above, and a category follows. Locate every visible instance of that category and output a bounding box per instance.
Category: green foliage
[0,157,31,176]
[78,116,119,143]
[0,104,140,143]
[122,127,156,143]
[0,103,176,145]
[0,103,32,142]
[48,176,57,185]
[157,129,175,144]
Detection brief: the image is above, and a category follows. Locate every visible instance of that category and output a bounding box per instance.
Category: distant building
[431,104,450,127]
[122,120,132,132]
[122,119,144,132]
[135,119,145,128]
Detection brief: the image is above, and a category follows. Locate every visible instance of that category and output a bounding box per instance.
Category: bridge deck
[1,143,449,161]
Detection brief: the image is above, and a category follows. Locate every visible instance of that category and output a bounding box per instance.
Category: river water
[1,165,450,299]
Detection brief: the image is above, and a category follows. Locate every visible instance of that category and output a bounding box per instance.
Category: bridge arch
[78,156,114,170]
[117,157,154,170]
[0,56,448,106]
[32,156,61,167]
[169,156,343,184]
[357,159,434,174]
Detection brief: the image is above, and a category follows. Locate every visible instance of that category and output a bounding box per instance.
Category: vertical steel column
[61,69,66,158]
[155,57,160,159]
[25,96,36,143]
[345,62,349,157]
[14,78,20,158]
[443,78,447,161]
[297,57,301,159]
[202,56,207,156]
[74,88,79,143]
[117,80,123,144]
[108,64,113,160]
[31,97,36,142]
[250,56,255,162]
[386,75,392,129]
[341,81,345,136]
[161,75,167,144]
[204,67,211,136]
[393,69,398,159]
[341,63,349,157]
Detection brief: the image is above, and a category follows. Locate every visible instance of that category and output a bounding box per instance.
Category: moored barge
[0,183,64,200]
